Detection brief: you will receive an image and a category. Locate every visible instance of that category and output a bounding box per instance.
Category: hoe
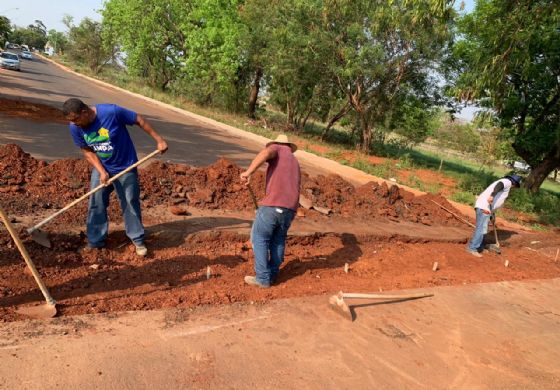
[0,205,57,319]
[329,291,434,321]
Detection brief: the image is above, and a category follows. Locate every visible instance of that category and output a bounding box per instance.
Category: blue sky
[0,0,103,32]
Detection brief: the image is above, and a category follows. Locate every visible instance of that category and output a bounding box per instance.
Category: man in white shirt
[467,174,522,257]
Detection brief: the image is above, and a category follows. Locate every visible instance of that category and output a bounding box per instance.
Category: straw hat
[266,134,297,152]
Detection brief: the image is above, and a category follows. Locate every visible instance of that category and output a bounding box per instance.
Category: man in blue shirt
[63,98,168,257]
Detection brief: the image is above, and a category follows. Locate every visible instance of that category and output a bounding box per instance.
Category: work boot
[135,244,148,257]
[467,249,482,258]
[244,276,270,288]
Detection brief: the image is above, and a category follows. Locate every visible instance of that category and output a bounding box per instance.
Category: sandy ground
[0,279,559,389]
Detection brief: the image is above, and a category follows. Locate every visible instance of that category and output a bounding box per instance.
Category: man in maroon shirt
[240,135,301,287]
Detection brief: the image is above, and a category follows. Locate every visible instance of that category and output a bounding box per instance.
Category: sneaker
[244,276,270,288]
[135,244,148,257]
[467,249,482,258]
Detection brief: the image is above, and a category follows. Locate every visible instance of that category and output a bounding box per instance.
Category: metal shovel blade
[16,303,57,319]
[30,229,51,248]
[487,243,502,254]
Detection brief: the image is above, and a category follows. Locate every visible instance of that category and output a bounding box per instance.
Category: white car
[0,52,21,71]
[513,161,530,172]
[20,51,33,60]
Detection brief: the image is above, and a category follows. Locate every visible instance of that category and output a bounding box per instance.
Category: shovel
[27,150,161,248]
[0,205,57,319]
[247,184,259,210]
[487,206,501,254]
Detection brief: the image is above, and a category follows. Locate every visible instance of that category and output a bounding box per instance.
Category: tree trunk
[321,102,351,141]
[247,67,263,119]
[359,115,372,153]
[523,150,560,193]
[286,99,295,131]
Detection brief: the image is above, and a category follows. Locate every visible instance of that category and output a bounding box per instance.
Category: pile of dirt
[138,159,460,226]
[0,144,464,227]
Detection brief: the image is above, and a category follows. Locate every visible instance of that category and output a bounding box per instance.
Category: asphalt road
[0,56,282,168]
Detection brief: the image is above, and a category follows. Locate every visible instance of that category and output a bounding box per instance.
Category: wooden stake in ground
[555,249,559,263]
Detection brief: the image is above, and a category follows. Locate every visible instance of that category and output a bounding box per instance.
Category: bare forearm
[81,148,105,173]
[240,147,277,184]
[136,114,164,143]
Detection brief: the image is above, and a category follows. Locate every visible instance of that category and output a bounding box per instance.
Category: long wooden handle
[341,292,433,300]
[430,200,475,228]
[247,185,259,210]
[28,150,161,233]
[0,206,56,305]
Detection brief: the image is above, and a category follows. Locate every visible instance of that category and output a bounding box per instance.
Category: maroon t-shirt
[259,144,301,211]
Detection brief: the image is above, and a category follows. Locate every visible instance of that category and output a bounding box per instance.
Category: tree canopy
[452,0,560,192]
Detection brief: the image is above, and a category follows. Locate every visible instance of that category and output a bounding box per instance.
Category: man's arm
[240,147,278,185]
[487,181,505,206]
[135,114,168,153]
[81,147,110,185]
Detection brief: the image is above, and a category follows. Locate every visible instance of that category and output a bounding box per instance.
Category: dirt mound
[139,159,266,211]
[0,144,464,227]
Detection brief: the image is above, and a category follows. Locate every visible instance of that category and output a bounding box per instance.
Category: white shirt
[475,178,513,212]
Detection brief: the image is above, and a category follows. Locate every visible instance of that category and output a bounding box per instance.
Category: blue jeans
[87,169,144,248]
[467,208,491,252]
[251,206,295,286]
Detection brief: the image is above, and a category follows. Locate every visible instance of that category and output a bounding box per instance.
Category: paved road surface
[0,56,297,170]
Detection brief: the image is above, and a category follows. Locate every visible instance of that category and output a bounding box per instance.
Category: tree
[452,0,560,192]
[8,20,48,49]
[47,29,68,54]
[321,0,455,152]
[238,0,269,118]
[102,0,192,90]
[180,0,248,109]
[0,16,11,47]
[67,18,113,74]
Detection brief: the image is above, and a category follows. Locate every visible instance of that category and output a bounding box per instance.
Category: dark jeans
[87,169,144,248]
[250,206,295,286]
[467,207,491,252]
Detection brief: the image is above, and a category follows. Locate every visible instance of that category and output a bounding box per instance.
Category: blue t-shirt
[70,104,138,175]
